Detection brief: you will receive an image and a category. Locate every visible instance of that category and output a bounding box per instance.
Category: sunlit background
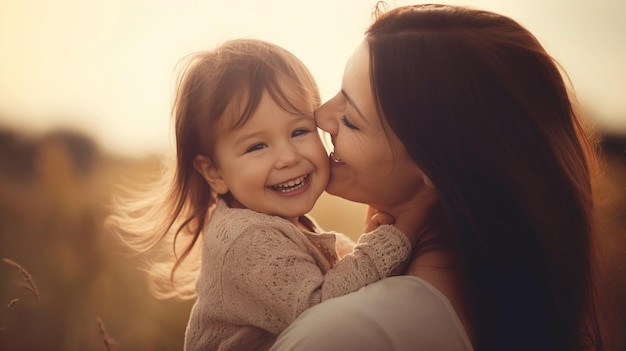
[1,0,626,156]
[1,1,625,350]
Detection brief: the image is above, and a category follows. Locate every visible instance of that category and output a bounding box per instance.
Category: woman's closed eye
[341,115,359,130]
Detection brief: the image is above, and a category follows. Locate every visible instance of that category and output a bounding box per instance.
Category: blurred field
[0,126,624,350]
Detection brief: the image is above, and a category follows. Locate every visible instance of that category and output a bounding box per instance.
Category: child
[108,39,412,351]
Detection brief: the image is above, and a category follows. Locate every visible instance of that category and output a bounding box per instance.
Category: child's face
[208,91,329,223]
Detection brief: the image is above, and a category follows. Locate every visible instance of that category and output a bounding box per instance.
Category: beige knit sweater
[184,200,411,351]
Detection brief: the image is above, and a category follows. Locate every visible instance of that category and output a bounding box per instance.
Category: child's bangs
[220,75,315,132]
[266,75,316,118]
[218,83,265,132]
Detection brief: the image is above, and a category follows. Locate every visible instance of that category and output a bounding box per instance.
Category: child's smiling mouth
[271,174,309,193]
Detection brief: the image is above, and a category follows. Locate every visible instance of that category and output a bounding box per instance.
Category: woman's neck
[405,247,456,277]
[406,246,475,344]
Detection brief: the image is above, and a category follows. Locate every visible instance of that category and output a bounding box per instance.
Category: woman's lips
[330,152,345,165]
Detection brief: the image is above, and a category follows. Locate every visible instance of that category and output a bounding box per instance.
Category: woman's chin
[326,182,362,204]
[324,181,345,198]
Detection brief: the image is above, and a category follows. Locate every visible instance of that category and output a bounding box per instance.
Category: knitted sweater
[184,200,412,351]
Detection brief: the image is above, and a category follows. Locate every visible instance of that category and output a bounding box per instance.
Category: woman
[271,4,605,351]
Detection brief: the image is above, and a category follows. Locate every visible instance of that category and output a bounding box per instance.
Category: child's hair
[108,39,321,298]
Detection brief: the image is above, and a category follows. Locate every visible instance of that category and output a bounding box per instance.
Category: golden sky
[1,0,625,156]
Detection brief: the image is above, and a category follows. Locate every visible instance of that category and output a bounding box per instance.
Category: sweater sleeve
[321,225,411,296]
[220,224,411,336]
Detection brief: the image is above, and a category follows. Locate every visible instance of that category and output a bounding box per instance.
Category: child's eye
[341,116,358,130]
[292,128,311,137]
[246,143,267,153]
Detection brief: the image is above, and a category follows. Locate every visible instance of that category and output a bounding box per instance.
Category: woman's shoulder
[271,276,474,351]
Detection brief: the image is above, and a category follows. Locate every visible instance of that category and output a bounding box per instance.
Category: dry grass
[2,257,40,299]
[97,315,117,351]
[6,298,19,309]
[0,130,191,349]
[0,255,120,350]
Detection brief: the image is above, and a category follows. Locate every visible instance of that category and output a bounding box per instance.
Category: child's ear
[194,156,229,194]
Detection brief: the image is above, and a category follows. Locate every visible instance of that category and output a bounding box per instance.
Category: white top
[270,275,474,351]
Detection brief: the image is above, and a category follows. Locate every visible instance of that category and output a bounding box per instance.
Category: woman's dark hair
[367,4,603,350]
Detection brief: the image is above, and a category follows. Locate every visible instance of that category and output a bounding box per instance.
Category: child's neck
[290,216,312,232]
[225,197,312,232]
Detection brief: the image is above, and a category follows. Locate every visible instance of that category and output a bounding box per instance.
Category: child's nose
[274,143,300,169]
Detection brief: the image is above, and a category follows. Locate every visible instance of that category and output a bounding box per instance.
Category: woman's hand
[364,206,395,232]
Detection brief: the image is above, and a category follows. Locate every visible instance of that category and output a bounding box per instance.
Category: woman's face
[315,40,424,209]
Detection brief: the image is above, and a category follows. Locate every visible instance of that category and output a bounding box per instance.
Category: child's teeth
[274,175,307,191]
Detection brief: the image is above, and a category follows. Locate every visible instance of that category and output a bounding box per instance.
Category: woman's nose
[314,101,337,135]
